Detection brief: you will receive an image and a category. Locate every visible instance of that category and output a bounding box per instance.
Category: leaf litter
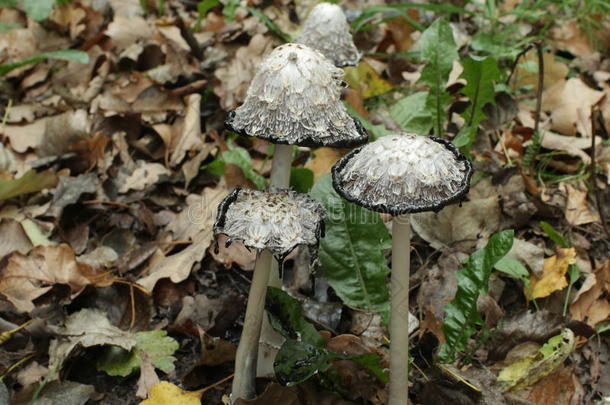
[0,0,609,404]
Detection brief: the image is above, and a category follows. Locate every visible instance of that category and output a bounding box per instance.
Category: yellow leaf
[344,60,393,99]
[304,148,345,181]
[527,248,576,299]
[139,382,202,405]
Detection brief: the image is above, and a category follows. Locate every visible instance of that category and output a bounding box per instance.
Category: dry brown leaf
[0,218,33,259]
[527,248,576,300]
[542,78,604,136]
[412,196,501,251]
[170,94,204,167]
[304,148,345,181]
[136,357,160,399]
[514,51,569,91]
[561,182,600,226]
[214,34,275,110]
[117,161,170,193]
[550,19,594,57]
[137,186,228,290]
[570,260,610,328]
[540,131,601,164]
[528,366,575,405]
[210,234,256,270]
[0,244,93,312]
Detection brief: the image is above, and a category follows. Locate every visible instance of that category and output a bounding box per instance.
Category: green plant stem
[231,249,273,402]
[389,214,411,405]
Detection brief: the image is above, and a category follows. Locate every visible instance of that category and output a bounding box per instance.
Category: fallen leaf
[48,309,137,379]
[412,196,501,251]
[514,50,568,92]
[170,94,204,167]
[543,78,604,136]
[304,147,345,181]
[528,366,575,405]
[137,187,228,290]
[47,172,97,217]
[30,380,96,405]
[0,218,33,259]
[344,59,393,99]
[139,381,202,405]
[117,161,170,193]
[570,260,610,328]
[0,244,93,312]
[561,182,600,226]
[0,170,58,201]
[527,248,576,300]
[540,131,601,164]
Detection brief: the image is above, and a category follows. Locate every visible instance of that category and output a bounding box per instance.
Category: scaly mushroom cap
[332,133,473,215]
[296,3,361,67]
[225,43,368,148]
[214,187,326,262]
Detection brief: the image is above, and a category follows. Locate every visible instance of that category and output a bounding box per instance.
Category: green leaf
[0,170,58,201]
[97,331,179,377]
[274,340,335,386]
[494,256,532,296]
[23,0,54,21]
[310,174,391,323]
[453,56,501,151]
[266,287,325,347]
[389,91,433,135]
[417,18,458,138]
[539,221,570,248]
[0,49,89,77]
[290,167,314,193]
[195,0,220,30]
[222,146,267,190]
[439,230,514,363]
[247,7,291,42]
[0,0,17,6]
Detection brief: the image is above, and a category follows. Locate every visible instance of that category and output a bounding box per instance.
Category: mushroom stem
[268,144,293,288]
[389,214,411,405]
[232,249,273,402]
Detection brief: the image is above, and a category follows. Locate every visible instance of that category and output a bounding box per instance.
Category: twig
[129,283,136,330]
[196,374,234,395]
[533,42,544,136]
[590,106,610,240]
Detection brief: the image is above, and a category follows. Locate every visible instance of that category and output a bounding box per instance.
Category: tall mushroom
[295,2,361,67]
[214,187,325,401]
[331,133,473,405]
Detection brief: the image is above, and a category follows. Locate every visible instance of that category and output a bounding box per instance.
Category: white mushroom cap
[214,187,326,262]
[225,43,368,148]
[332,133,473,215]
[296,3,361,67]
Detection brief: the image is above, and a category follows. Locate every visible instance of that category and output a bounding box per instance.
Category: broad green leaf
[453,56,501,151]
[539,221,569,248]
[494,256,532,296]
[97,331,179,377]
[417,18,458,138]
[0,170,58,201]
[389,91,432,135]
[0,50,89,77]
[266,287,325,347]
[195,0,220,30]
[274,340,335,386]
[222,146,267,190]
[0,0,17,6]
[290,167,314,193]
[439,230,514,363]
[23,0,54,21]
[310,174,391,323]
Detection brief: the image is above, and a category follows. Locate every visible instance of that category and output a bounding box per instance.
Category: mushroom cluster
[332,133,473,405]
[217,7,368,402]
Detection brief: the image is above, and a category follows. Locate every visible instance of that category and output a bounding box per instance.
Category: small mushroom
[296,3,361,67]
[331,133,473,405]
[226,42,368,191]
[214,187,325,402]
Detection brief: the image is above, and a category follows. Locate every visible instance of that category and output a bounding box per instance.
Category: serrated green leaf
[453,56,501,151]
[23,0,54,21]
[266,287,325,347]
[439,230,514,363]
[290,167,314,193]
[389,91,432,135]
[222,146,267,190]
[0,170,58,200]
[310,174,391,323]
[97,331,178,377]
[0,50,89,77]
[417,18,458,138]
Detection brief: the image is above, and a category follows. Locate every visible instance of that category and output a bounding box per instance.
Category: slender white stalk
[231,249,273,402]
[389,214,411,405]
